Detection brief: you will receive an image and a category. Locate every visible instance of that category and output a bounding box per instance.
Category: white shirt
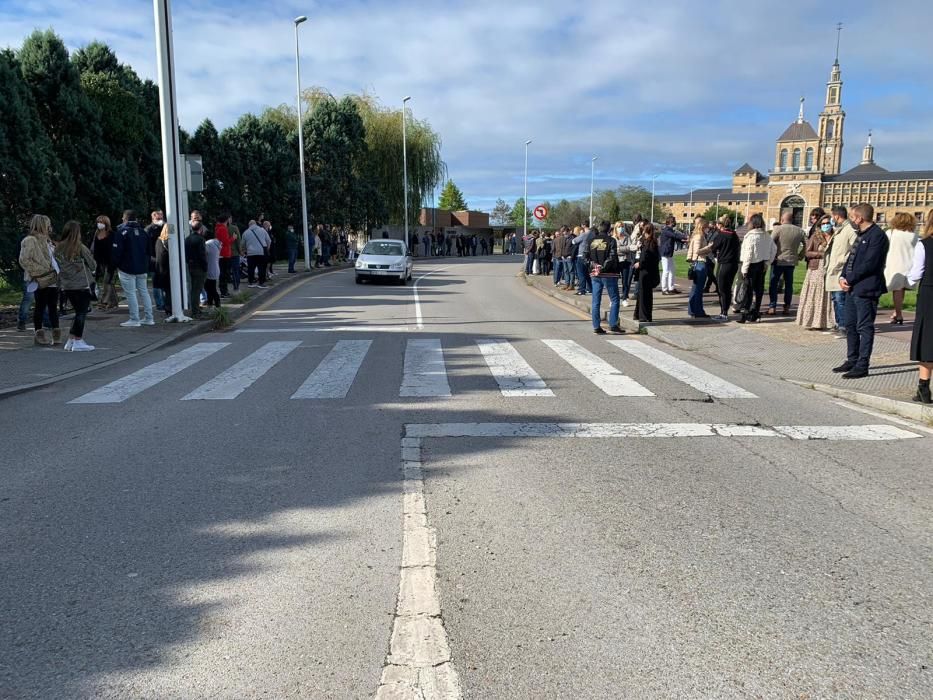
[908,240,926,286]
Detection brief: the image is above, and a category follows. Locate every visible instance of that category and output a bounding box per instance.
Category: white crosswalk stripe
[291,340,372,399]
[182,341,302,401]
[69,342,229,404]
[607,340,757,399]
[542,339,654,397]
[475,339,553,397]
[401,339,451,397]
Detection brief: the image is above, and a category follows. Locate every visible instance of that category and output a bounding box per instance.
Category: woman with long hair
[908,210,933,403]
[91,214,119,310]
[613,221,635,305]
[18,214,61,346]
[686,217,710,318]
[795,213,833,330]
[54,221,97,351]
[699,214,741,321]
[806,207,826,239]
[633,223,661,322]
[153,224,172,317]
[885,212,919,324]
[736,213,776,323]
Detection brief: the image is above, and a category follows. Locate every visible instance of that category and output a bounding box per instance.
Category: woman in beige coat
[884,212,919,324]
[18,214,61,346]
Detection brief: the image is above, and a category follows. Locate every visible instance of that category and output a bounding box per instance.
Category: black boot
[913,379,932,404]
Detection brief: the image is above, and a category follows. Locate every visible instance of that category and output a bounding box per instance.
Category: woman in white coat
[885,212,919,324]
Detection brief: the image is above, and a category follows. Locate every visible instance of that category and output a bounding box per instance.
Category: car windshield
[362,241,405,257]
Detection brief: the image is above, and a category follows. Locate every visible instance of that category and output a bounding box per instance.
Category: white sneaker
[120,320,141,328]
[71,339,95,351]
[141,319,156,326]
[63,338,74,351]
[248,284,258,288]
[621,299,630,307]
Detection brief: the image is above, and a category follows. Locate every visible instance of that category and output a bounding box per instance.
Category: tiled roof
[733,162,759,175]
[777,120,819,142]
[656,188,767,203]
[824,169,933,183]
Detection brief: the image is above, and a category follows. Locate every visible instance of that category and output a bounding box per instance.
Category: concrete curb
[521,273,643,332]
[787,380,933,426]
[0,265,349,401]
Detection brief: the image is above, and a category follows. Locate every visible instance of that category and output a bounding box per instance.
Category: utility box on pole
[186,154,204,192]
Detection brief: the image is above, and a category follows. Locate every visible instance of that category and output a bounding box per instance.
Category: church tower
[817,25,845,174]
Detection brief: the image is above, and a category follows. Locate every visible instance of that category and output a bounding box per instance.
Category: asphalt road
[1,256,930,699]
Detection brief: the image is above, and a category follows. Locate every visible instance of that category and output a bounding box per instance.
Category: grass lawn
[0,278,22,307]
[673,253,915,311]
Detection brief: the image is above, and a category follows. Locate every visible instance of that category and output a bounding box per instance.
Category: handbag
[83,259,98,301]
[687,262,696,281]
[732,276,749,312]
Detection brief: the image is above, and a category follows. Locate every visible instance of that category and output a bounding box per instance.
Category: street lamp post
[589,155,598,227]
[650,175,658,223]
[716,194,721,224]
[402,96,411,246]
[523,139,532,240]
[294,15,311,271]
[689,188,694,230]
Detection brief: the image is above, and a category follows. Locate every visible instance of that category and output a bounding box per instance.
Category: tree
[437,180,467,211]
[699,205,744,228]
[510,198,531,229]
[549,199,588,228]
[491,198,511,225]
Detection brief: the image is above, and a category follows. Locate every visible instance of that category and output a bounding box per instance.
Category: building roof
[777,120,819,142]
[733,162,759,175]
[843,162,888,175]
[824,168,933,183]
[656,187,768,203]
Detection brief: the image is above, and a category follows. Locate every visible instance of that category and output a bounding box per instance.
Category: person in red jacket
[214,213,232,298]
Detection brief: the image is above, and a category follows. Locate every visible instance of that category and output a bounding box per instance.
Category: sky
[2,0,933,213]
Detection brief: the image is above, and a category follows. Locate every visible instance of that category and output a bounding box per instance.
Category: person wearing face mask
[824,205,858,338]
[146,210,166,311]
[91,215,119,311]
[185,211,209,317]
[113,209,156,327]
[264,220,276,277]
[285,224,300,273]
[795,214,833,330]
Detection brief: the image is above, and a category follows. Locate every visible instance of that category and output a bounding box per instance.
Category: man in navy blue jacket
[113,209,155,327]
[833,203,889,378]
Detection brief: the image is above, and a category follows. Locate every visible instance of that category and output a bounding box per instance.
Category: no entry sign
[533,204,549,221]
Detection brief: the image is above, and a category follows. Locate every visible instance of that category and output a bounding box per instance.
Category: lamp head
[525,139,533,145]
[294,15,308,25]
[403,96,411,103]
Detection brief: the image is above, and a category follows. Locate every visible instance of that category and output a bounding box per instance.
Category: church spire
[797,97,805,124]
[861,130,875,165]
[834,22,842,65]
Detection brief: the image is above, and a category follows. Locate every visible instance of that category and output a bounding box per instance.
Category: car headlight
[355,260,364,268]
[389,262,404,270]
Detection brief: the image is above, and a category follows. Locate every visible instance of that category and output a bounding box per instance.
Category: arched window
[779,149,788,171]
[805,147,814,170]
[829,87,838,104]
[792,148,801,171]
[826,121,835,139]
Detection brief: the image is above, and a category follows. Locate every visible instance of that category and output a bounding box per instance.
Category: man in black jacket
[114,210,155,327]
[586,221,625,335]
[185,211,208,318]
[833,203,890,379]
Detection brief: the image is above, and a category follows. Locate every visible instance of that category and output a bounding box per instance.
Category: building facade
[658,51,933,229]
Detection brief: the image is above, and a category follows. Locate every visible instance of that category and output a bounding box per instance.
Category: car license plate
[371,270,387,275]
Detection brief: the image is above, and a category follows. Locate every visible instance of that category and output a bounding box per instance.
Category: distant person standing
[226,215,241,293]
[18,214,61,345]
[185,212,208,317]
[113,210,155,328]
[91,215,119,311]
[659,216,686,294]
[153,224,172,317]
[736,213,776,323]
[54,220,97,351]
[907,210,933,403]
[145,210,165,311]
[884,212,919,325]
[243,219,270,288]
[824,205,857,338]
[698,215,741,321]
[767,211,806,315]
[204,229,222,308]
[833,203,890,379]
[215,214,232,296]
[633,224,660,322]
[264,221,276,276]
[587,221,625,335]
[422,233,430,257]
[685,216,710,318]
[572,225,594,296]
[795,213,833,330]
[285,224,300,273]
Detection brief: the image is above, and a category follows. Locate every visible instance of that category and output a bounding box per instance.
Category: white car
[355,239,414,285]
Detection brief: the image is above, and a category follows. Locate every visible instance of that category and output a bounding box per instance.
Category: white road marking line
[181,341,301,400]
[607,339,757,398]
[542,339,654,397]
[69,342,229,404]
[291,340,372,399]
[831,399,933,436]
[235,326,412,333]
[401,339,451,397]
[475,339,553,397]
[404,422,920,440]
[375,437,462,700]
[413,267,449,330]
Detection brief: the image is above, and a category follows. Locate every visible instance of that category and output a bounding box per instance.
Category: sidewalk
[0,265,347,398]
[523,268,928,422]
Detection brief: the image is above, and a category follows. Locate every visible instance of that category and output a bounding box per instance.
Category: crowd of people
[408,231,491,257]
[16,209,360,351]
[523,204,933,402]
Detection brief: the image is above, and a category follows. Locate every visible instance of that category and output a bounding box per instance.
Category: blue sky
[2,0,933,213]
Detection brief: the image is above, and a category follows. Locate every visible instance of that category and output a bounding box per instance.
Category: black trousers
[634,272,654,322]
[34,287,59,331]
[704,261,718,292]
[739,261,766,319]
[65,289,91,338]
[247,255,266,284]
[205,279,221,307]
[219,258,231,296]
[717,262,739,315]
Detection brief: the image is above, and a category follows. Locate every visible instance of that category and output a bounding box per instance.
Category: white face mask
[153,219,163,225]
[97,223,106,230]
[190,220,199,228]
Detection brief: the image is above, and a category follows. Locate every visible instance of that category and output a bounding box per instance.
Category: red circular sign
[533,205,549,221]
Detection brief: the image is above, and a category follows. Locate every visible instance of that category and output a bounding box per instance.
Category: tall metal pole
[716,194,721,224]
[650,176,657,223]
[523,139,532,239]
[689,188,694,230]
[589,155,598,227]
[294,16,311,271]
[402,96,411,245]
[152,0,190,322]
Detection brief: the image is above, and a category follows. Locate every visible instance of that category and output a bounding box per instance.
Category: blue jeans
[152,282,165,311]
[553,258,563,284]
[831,290,846,329]
[620,262,633,299]
[18,285,34,326]
[688,261,707,316]
[564,257,575,286]
[768,264,795,309]
[845,294,878,371]
[575,257,591,293]
[524,253,534,275]
[287,246,298,272]
[118,271,154,323]
[591,276,620,329]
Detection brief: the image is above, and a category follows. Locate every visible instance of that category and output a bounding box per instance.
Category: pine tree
[491,198,511,225]
[438,180,467,211]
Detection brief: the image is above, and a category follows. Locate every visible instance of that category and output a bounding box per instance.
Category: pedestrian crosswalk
[68,338,760,404]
